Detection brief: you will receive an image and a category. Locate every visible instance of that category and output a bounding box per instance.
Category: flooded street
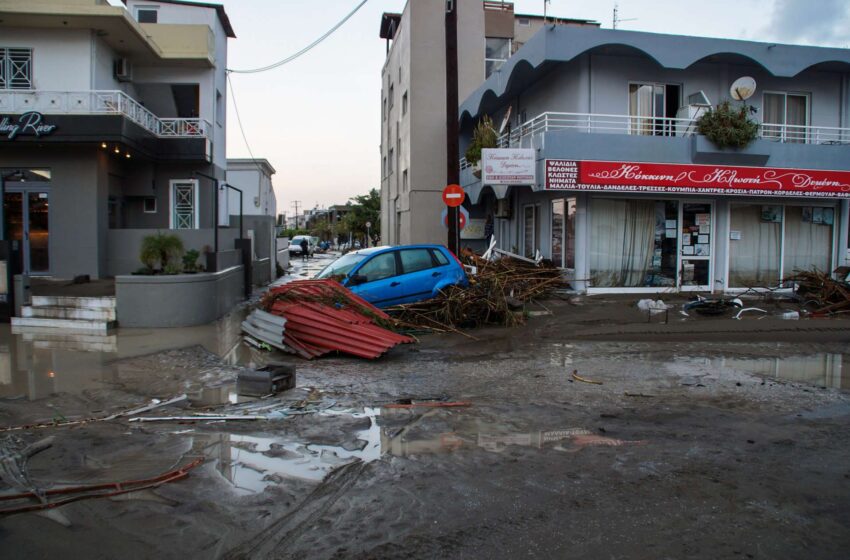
[2,263,850,559]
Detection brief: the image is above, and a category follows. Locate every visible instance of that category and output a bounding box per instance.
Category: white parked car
[288,235,316,257]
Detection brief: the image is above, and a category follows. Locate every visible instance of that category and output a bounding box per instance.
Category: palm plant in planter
[139,232,185,273]
[465,115,498,177]
[696,100,759,149]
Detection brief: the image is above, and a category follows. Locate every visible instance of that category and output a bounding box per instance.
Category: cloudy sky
[215,0,850,216]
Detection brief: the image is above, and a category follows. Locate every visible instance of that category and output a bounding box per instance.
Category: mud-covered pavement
[2,259,849,559]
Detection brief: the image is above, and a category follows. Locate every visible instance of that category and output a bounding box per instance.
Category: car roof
[350,244,448,257]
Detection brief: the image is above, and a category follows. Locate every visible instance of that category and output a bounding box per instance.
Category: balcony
[462,111,850,172]
[0,90,210,139]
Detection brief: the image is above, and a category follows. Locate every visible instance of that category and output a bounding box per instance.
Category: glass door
[679,202,712,291]
[3,191,49,275]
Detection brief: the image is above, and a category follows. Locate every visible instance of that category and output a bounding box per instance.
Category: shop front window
[550,198,576,269]
[589,199,677,288]
[729,204,782,287]
[523,204,538,259]
[784,206,833,274]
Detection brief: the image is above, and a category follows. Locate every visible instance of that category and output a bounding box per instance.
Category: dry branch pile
[786,270,850,315]
[386,254,567,331]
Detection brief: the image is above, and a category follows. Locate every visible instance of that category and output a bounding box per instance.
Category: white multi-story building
[0,0,235,278]
[378,0,597,246]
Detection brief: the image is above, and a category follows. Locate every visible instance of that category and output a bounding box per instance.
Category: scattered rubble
[245,280,414,359]
[387,253,567,330]
[788,269,850,315]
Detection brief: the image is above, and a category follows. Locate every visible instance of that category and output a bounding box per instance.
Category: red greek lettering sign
[545,159,850,198]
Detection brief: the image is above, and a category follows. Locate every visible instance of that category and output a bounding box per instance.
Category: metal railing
[0,90,209,138]
[493,111,850,149]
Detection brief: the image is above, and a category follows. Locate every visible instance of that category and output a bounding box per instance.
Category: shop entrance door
[4,191,50,275]
[678,202,713,291]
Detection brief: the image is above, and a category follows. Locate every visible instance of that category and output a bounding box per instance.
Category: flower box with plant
[465,115,498,176]
[135,232,185,275]
[696,100,759,149]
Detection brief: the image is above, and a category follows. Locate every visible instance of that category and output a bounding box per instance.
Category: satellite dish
[730,76,757,101]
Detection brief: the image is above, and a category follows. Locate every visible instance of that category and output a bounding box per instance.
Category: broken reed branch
[386,254,568,331]
[785,269,850,315]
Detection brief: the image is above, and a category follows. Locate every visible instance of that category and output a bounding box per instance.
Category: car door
[349,251,405,307]
[396,248,443,303]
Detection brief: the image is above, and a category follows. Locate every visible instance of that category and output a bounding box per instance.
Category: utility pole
[290,200,301,229]
[445,0,460,255]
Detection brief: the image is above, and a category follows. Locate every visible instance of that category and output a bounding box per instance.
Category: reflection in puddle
[714,354,846,389]
[670,352,850,389]
[192,408,381,493]
[193,406,646,495]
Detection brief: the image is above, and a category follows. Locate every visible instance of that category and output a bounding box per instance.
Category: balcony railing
[495,111,850,150]
[0,90,209,138]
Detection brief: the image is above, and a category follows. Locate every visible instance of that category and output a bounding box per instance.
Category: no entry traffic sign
[441,206,468,230]
[442,184,465,207]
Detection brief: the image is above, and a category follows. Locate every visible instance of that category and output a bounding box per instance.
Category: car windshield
[316,253,368,280]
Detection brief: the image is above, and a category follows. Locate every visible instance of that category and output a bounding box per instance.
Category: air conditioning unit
[114,58,133,82]
[494,197,511,219]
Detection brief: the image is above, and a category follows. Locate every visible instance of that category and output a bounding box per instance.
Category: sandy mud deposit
[1,297,850,559]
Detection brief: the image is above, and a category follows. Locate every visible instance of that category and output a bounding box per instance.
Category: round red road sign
[442,184,465,207]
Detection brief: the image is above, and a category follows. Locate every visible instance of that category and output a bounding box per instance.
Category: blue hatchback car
[315,245,469,307]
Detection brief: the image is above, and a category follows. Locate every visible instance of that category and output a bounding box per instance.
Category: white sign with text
[482,148,536,186]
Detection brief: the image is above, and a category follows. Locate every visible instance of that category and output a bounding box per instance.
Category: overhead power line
[227,0,369,74]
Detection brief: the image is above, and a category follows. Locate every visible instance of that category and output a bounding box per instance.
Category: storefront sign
[545,159,850,198]
[482,148,536,185]
[0,112,58,140]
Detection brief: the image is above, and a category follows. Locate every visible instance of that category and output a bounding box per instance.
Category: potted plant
[138,232,184,273]
[465,115,498,177]
[182,249,202,273]
[696,100,759,149]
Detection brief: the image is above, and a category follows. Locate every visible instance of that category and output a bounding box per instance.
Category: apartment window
[143,197,157,213]
[628,83,681,136]
[402,91,408,115]
[383,156,387,177]
[382,96,387,121]
[389,84,394,109]
[518,18,531,26]
[388,148,394,175]
[485,37,511,78]
[763,92,809,143]
[136,6,159,23]
[402,169,408,192]
[398,66,402,82]
[0,48,32,89]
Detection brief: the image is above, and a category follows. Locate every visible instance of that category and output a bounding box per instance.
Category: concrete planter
[115,265,244,327]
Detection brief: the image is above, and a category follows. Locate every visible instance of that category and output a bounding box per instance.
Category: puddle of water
[672,353,848,389]
[192,407,381,493]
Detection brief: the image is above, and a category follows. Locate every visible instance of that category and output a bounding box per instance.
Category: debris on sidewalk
[683,295,743,316]
[237,363,296,397]
[0,458,203,516]
[572,370,603,385]
[387,254,567,330]
[637,299,670,314]
[246,280,414,360]
[787,269,850,315]
[382,401,472,409]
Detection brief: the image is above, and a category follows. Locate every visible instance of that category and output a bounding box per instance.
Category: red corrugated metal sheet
[260,279,413,360]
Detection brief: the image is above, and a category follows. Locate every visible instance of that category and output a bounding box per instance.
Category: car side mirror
[348,274,367,286]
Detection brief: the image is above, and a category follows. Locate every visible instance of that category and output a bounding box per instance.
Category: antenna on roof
[613,3,637,29]
[543,0,550,24]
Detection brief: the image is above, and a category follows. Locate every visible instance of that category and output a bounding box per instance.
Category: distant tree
[342,188,381,243]
[278,228,308,238]
[309,216,333,241]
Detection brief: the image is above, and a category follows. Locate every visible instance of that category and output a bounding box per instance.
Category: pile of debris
[387,253,567,330]
[242,280,414,360]
[787,270,850,316]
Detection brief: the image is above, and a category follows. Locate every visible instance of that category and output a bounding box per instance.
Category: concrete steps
[12,296,117,332]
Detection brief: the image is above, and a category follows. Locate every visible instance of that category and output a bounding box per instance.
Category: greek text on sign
[482,148,536,186]
[545,159,850,198]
